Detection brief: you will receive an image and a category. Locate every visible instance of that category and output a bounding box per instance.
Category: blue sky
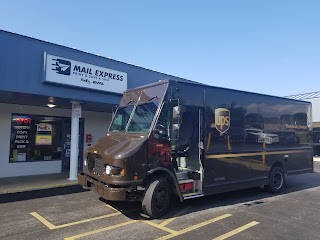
[0,1,319,96]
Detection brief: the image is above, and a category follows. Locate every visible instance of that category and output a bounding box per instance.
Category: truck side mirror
[153,128,170,142]
[170,99,180,140]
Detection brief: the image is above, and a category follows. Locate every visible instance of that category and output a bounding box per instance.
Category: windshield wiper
[146,96,159,103]
[123,100,134,107]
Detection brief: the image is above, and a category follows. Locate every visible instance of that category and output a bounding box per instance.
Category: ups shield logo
[215,108,230,133]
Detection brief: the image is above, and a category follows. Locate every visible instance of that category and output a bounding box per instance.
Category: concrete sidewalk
[0,172,78,194]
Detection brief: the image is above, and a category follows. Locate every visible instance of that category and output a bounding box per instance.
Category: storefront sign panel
[44,53,127,93]
[36,135,52,145]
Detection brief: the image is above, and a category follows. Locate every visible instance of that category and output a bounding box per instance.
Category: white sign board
[72,102,82,118]
[44,53,127,93]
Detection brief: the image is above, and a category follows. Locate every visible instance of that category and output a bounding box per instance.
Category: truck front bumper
[78,173,126,201]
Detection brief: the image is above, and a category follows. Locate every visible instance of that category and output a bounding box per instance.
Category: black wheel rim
[274,172,283,190]
[155,186,168,212]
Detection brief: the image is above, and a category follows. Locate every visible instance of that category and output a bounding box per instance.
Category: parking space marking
[30,206,140,230]
[30,212,56,230]
[30,211,121,230]
[63,207,191,239]
[212,221,260,240]
[105,204,120,212]
[142,206,192,234]
[156,214,232,240]
[144,221,178,234]
[158,206,192,227]
[64,220,138,240]
[31,204,259,240]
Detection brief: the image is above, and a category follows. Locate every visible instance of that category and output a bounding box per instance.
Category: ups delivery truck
[78,79,313,218]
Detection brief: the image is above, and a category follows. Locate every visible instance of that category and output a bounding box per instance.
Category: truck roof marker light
[134,175,138,180]
[94,150,97,153]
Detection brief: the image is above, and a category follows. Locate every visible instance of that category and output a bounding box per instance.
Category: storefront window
[9,114,63,162]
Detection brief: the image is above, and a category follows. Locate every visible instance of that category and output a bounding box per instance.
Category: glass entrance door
[61,118,84,171]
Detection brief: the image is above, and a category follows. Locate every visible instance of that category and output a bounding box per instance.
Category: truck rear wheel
[265,166,285,193]
[142,177,171,218]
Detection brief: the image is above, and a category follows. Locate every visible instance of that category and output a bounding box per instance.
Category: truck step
[176,170,192,180]
[176,170,200,180]
[183,192,204,199]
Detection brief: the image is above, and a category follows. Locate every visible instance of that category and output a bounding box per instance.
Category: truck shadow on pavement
[101,172,320,220]
[0,185,87,204]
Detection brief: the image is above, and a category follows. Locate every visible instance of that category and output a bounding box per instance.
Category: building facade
[0,30,185,178]
[1,29,318,178]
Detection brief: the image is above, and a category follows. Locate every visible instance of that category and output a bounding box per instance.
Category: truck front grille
[87,153,103,176]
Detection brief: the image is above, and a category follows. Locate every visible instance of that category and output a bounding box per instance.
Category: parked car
[245,128,279,144]
[278,131,298,145]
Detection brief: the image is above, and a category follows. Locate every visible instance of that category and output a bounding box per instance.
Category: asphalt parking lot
[1,162,319,240]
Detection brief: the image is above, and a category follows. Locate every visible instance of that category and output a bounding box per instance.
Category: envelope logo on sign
[215,108,230,133]
[52,58,71,75]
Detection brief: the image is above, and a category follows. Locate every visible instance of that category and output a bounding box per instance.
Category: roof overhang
[0,90,115,113]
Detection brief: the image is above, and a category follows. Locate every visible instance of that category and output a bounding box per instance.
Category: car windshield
[127,101,160,133]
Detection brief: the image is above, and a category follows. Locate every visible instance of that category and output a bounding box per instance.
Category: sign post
[68,101,81,180]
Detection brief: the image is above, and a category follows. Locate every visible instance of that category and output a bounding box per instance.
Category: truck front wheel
[142,177,171,218]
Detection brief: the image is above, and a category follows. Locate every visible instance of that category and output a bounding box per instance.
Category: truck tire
[142,177,171,218]
[265,166,285,193]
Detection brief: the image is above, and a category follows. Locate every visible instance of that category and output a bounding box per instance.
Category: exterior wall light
[47,103,56,108]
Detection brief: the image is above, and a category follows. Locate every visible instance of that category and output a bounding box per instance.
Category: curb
[0,181,79,195]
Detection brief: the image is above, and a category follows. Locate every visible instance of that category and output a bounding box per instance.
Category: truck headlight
[105,165,112,175]
[105,165,124,176]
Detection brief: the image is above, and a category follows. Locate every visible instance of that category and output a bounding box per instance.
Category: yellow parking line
[156,214,232,240]
[54,212,122,229]
[212,221,260,240]
[31,205,141,230]
[105,204,120,212]
[31,211,122,229]
[30,212,57,230]
[159,206,192,227]
[144,221,178,234]
[64,220,138,240]
[34,203,258,240]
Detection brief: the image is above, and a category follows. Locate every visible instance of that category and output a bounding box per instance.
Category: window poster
[36,123,52,145]
[12,116,31,161]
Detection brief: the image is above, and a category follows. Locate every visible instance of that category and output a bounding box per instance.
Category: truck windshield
[109,82,168,133]
[127,101,159,133]
[109,105,134,132]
